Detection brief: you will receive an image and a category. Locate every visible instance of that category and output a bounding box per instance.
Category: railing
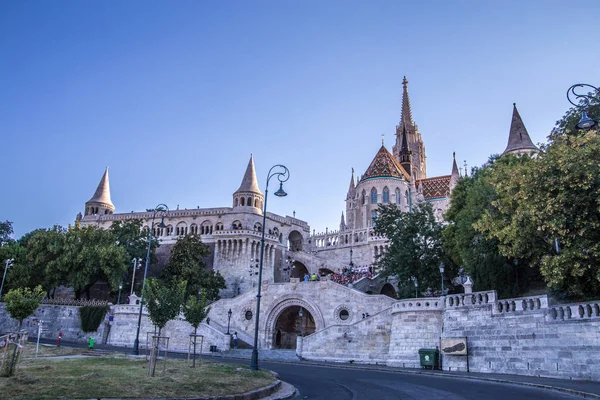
[492,295,548,315]
[547,300,600,321]
[445,291,496,308]
[393,298,444,313]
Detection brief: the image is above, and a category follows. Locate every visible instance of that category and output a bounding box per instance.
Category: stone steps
[212,348,300,362]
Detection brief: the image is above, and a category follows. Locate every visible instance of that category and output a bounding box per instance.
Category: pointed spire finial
[402,76,408,87]
[235,154,262,194]
[382,133,385,146]
[453,152,456,159]
[401,76,413,129]
[503,104,539,155]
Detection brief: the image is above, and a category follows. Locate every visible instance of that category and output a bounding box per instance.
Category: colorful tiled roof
[360,146,409,182]
[417,175,451,199]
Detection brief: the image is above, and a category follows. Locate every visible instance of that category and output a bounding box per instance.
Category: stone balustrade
[445,290,496,308]
[546,300,600,322]
[492,294,548,315]
[392,297,443,313]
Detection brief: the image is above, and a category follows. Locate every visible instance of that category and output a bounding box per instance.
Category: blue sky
[2,1,599,239]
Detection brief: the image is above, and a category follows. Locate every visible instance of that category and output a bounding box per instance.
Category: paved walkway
[33,338,600,399]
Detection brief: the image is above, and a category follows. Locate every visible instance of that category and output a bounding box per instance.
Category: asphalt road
[230,359,586,400]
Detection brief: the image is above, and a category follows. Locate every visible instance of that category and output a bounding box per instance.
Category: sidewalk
[33,338,600,399]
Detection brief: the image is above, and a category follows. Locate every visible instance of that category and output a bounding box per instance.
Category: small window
[395,188,401,204]
[245,310,253,320]
[339,309,349,320]
[372,210,377,227]
[383,187,389,204]
[371,188,377,204]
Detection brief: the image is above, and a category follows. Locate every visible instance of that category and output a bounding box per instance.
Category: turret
[450,152,460,190]
[503,104,540,156]
[233,154,264,210]
[84,167,115,216]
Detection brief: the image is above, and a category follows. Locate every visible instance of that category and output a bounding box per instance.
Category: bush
[79,306,109,332]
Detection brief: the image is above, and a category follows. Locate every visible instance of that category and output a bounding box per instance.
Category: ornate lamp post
[132,204,169,355]
[567,84,599,130]
[439,262,445,296]
[349,248,354,268]
[250,164,289,371]
[299,307,303,337]
[130,257,142,296]
[0,258,14,299]
[227,308,232,334]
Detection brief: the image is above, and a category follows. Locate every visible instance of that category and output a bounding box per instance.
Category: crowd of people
[329,265,373,285]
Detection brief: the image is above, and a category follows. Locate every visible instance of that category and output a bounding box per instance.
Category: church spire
[401,76,414,129]
[399,125,412,176]
[85,167,115,216]
[503,104,539,155]
[346,168,356,200]
[450,152,460,190]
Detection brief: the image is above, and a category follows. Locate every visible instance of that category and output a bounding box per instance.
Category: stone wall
[442,292,600,381]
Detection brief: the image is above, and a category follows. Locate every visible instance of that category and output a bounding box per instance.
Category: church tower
[393,76,426,180]
[233,154,264,211]
[84,167,115,216]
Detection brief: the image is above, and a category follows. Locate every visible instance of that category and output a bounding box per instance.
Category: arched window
[247,197,252,207]
[371,211,377,226]
[361,190,366,205]
[240,198,245,206]
[395,188,401,204]
[382,187,389,204]
[371,188,377,204]
[234,198,238,207]
[190,224,198,234]
[254,222,262,232]
[405,190,409,205]
[216,222,223,231]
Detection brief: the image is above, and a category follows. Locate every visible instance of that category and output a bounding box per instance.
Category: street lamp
[227,308,232,334]
[349,248,354,268]
[117,282,123,305]
[567,84,599,130]
[0,258,14,299]
[298,307,303,337]
[439,262,445,296]
[132,204,169,355]
[250,164,289,371]
[130,257,142,296]
[412,276,418,298]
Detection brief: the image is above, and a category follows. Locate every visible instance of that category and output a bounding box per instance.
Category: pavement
[30,338,600,399]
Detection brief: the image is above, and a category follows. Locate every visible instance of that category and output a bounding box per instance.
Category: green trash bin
[418,348,439,369]
[88,337,95,350]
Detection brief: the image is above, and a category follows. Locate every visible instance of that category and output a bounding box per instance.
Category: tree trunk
[149,327,161,377]
[192,327,197,368]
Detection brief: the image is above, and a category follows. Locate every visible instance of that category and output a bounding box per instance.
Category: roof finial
[382,133,385,146]
[402,76,408,88]
[453,151,456,159]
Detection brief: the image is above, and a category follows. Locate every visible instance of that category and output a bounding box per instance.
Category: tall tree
[0,220,14,246]
[443,160,531,298]
[4,286,46,329]
[373,203,447,298]
[57,225,129,299]
[143,279,186,376]
[183,289,210,367]
[161,233,225,300]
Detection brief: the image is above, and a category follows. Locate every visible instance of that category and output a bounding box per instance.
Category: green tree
[109,219,158,296]
[143,279,186,376]
[373,203,446,298]
[161,233,226,300]
[443,160,529,298]
[4,286,46,329]
[182,289,210,367]
[14,226,68,297]
[57,225,129,299]
[0,220,14,246]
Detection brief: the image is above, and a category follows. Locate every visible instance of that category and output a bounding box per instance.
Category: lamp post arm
[567,84,600,107]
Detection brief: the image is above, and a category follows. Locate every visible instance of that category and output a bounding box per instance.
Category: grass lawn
[0,349,275,400]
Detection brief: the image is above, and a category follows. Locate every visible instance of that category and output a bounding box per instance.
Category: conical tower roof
[346,168,356,199]
[361,145,409,182]
[401,76,414,129]
[503,104,539,155]
[235,154,262,194]
[87,167,114,209]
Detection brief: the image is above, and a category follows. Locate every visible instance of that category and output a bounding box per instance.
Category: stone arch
[288,230,304,251]
[381,283,397,299]
[263,297,325,349]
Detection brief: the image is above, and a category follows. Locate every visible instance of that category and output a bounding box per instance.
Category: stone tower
[84,167,115,217]
[233,154,264,211]
[392,76,426,180]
